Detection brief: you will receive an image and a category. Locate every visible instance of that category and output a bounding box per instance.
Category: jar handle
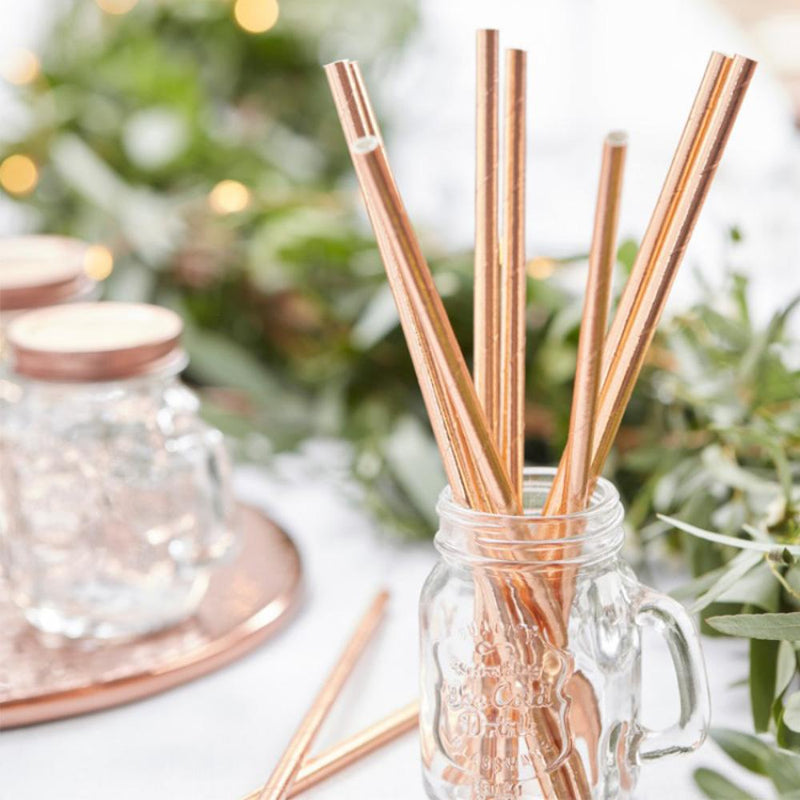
[634,587,711,760]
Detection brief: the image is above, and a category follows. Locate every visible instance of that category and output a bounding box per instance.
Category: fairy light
[83,245,114,281]
[234,0,280,34]
[0,155,38,196]
[2,49,40,85]
[208,180,251,214]
[95,0,139,15]
[526,257,556,280]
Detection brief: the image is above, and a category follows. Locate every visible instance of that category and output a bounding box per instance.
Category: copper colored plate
[0,504,303,729]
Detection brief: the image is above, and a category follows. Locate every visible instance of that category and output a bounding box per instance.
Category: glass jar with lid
[1,302,237,639]
[0,235,98,396]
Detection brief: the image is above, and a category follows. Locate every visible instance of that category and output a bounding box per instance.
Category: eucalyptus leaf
[776,640,798,699]
[783,692,800,733]
[767,748,800,795]
[693,767,758,800]
[670,565,727,601]
[383,415,446,527]
[708,613,800,641]
[710,728,773,775]
[690,550,763,614]
[659,516,800,558]
[750,639,779,733]
[716,562,781,613]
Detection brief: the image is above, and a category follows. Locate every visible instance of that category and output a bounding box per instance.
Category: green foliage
[654,277,800,765]
[694,729,800,800]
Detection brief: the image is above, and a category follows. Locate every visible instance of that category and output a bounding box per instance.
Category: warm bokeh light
[208,179,251,214]
[526,257,556,280]
[83,244,114,281]
[95,0,139,15]
[234,0,280,33]
[0,154,39,196]
[2,49,40,86]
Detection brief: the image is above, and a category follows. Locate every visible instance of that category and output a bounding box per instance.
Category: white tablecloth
[1,452,774,799]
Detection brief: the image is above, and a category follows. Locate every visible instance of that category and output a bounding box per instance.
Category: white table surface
[1,449,774,800]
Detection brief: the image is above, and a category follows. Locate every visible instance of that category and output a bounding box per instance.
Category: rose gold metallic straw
[547,53,753,507]
[600,52,729,383]
[243,702,418,800]
[256,591,390,800]
[472,32,507,792]
[589,54,755,483]
[545,133,627,516]
[473,29,501,442]
[349,135,518,514]
[499,48,527,503]
[325,62,498,510]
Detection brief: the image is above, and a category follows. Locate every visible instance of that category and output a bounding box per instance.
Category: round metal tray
[0,503,303,728]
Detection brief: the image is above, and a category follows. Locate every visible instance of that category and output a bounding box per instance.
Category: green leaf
[671,565,727,601]
[690,550,763,613]
[659,516,800,558]
[708,613,800,641]
[776,641,798,699]
[767,748,800,794]
[710,728,773,775]
[693,767,758,800]
[716,562,781,612]
[383,415,445,527]
[751,639,779,732]
[787,692,800,728]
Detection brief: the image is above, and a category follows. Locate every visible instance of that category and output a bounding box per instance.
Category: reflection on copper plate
[0,504,303,729]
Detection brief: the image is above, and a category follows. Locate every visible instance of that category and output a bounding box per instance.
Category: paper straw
[547,53,754,507]
[243,702,418,800]
[349,135,518,514]
[473,29,502,443]
[600,52,730,382]
[499,48,528,502]
[590,54,756,482]
[256,591,389,800]
[545,132,627,515]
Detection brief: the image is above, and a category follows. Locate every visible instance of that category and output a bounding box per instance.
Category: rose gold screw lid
[0,235,96,312]
[7,302,186,382]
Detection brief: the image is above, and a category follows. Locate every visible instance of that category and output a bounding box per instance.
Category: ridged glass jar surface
[419,469,709,800]
[1,367,236,639]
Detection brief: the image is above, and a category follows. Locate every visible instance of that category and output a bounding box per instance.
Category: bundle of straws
[249,33,755,800]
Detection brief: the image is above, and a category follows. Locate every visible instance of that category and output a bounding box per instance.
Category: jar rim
[435,466,623,550]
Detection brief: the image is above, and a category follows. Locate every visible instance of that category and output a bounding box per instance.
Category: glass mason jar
[420,468,710,800]
[0,236,99,536]
[1,302,236,640]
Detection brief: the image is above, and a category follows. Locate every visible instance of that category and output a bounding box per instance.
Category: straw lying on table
[320,40,755,800]
[243,702,418,800]
[256,590,389,800]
